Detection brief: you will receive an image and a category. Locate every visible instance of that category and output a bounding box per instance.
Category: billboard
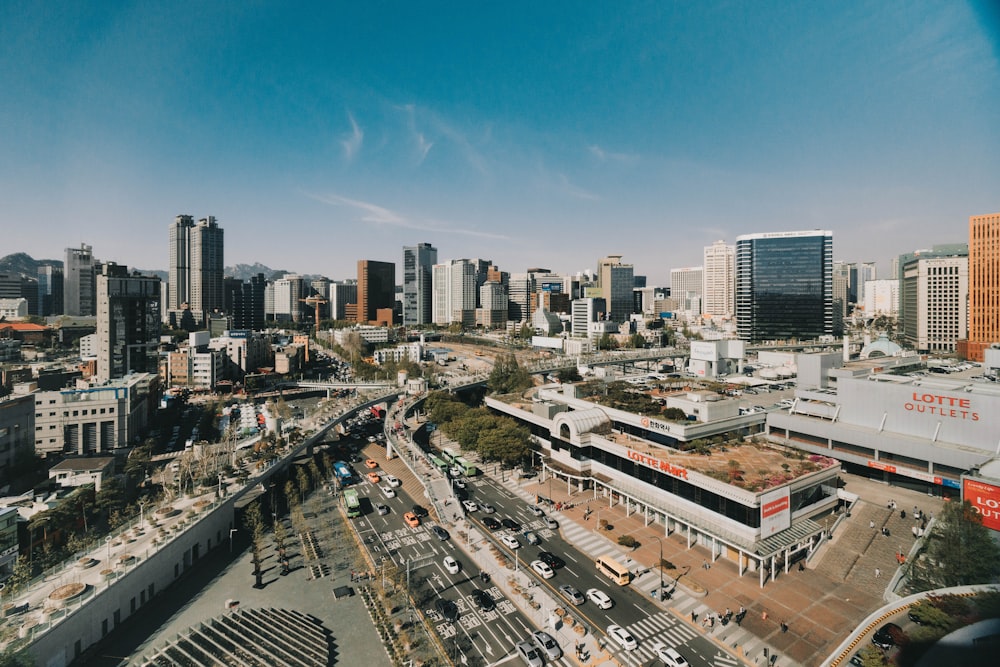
[760,487,791,536]
[963,478,1000,532]
[690,341,719,362]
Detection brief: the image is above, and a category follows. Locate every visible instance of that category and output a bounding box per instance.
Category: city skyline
[2,2,998,284]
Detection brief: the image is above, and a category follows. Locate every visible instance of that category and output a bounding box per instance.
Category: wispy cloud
[588,144,639,164]
[396,103,436,164]
[340,112,364,161]
[306,192,510,240]
[554,173,600,201]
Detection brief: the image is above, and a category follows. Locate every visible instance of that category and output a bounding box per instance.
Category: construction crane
[299,294,329,334]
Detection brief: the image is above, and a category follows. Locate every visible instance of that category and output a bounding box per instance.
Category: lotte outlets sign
[963,478,1000,532]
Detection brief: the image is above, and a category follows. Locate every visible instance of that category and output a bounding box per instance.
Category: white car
[530,560,554,579]
[607,624,637,651]
[586,588,613,609]
[531,630,562,660]
[443,556,460,574]
[651,642,689,667]
[528,505,545,516]
[515,640,544,667]
[480,503,496,513]
[384,475,401,487]
[381,486,396,498]
[462,500,478,512]
[500,534,521,550]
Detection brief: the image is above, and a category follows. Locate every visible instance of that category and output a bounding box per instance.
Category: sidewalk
[496,468,945,667]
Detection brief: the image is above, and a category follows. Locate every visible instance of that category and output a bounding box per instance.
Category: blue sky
[2,1,998,285]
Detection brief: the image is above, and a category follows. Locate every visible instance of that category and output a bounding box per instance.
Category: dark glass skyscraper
[736,231,833,343]
[402,243,437,326]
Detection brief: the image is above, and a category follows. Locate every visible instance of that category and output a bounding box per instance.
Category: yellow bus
[595,555,631,585]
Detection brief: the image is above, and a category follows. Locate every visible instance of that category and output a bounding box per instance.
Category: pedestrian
[875,567,881,578]
[870,520,875,529]
[781,621,788,633]
[691,611,698,622]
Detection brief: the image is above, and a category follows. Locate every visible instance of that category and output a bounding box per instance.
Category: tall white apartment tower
[431,260,476,326]
[168,215,224,321]
[702,241,734,319]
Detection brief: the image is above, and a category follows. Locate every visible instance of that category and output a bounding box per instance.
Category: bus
[440,448,460,464]
[595,555,632,586]
[342,488,361,518]
[454,457,479,477]
[333,461,354,485]
[429,454,450,473]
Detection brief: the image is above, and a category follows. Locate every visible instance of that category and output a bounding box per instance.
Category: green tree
[244,500,266,588]
[596,333,616,351]
[915,500,1000,588]
[628,333,646,349]
[0,647,35,667]
[487,353,533,395]
[556,368,582,383]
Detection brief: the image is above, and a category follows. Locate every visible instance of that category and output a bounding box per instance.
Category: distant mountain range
[0,253,308,284]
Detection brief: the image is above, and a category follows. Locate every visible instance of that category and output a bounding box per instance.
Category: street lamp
[651,535,664,596]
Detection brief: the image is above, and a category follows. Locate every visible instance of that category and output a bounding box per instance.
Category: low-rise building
[48,456,115,492]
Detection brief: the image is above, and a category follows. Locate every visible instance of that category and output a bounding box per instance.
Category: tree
[914,500,1000,588]
[556,368,582,383]
[487,353,533,395]
[596,333,616,351]
[0,647,35,667]
[244,500,266,588]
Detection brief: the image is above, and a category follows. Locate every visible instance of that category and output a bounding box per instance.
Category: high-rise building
[863,279,899,316]
[403,243,437,327]
[959,212,1000,361]
[832,261,852,321]
[900,252,968,353]
[477,280,508,329]
[597,255,635,323]
[702,241,734,319]
[96,263,161,382]
[64,243,97,316]
[431,260,476,326]
[357,260,395,324]
[226,273,266,330]
[670,266,703,316]
[507,273,533,323]
[896,244,968,342]
[272,274,304,322]
[735,231,833,343]
[168,215,224,321]
[856,262,877,309]
[329,280,358,321]
[571,297,606,338]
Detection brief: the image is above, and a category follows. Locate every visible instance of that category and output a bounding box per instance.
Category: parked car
[500,534,521,550]
[531,630,562,660]
[443,556,460,574]
[558,584,585,605]
[530,560,554,579]
[587,588,613,609]
[515,640,544,667]
[872,622,905,650]
[607,624,637,651]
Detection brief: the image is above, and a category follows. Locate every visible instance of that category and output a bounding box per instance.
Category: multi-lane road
[346,439,741,667]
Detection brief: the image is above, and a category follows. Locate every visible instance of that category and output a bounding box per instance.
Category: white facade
[333,325,391,346]
[670,266,704,315]
[432,260,477,326]
[0,298,28,319]
[328,280,358,321]
[272,274,304,322]
[703,242,735,319]
[863,279,899,316]
[901,255,968,353]
[79,333,98,359]
[373,342,423,365]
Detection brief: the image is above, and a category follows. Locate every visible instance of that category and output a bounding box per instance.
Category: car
[435,598,459,623]
[528,505,544,516]
[537,551,564,569]
[530,560,554,579]
[443,556,460,574]
[558,584,585,605]
[432,525,450,541]
[366,471,381,484]
[470,588,495,612]
[364,459,378,469]
[384,475,401,487]
[375,502,390,515]
[501,518,522,531]
[545,518,558,529]
[651,642,689,667]
[449,466,464,478]
[531,630,562,660]
[482,517,502,531]
[515,640,544,667]
[500,534,521,549]
[453,478,467,489]
[872,622,905,650]
[411,504,429,517]
[380,485,396,498]
[586,588,613,609]
[480,503,496,513]
[524,530,540,545]
[607,624,637,651]
[462,499,478,512]
[403,512,420,527]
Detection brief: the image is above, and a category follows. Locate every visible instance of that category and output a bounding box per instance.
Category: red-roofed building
[0,322,51,345]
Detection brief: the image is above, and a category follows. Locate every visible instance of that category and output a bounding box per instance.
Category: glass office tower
[736,230,833,342]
